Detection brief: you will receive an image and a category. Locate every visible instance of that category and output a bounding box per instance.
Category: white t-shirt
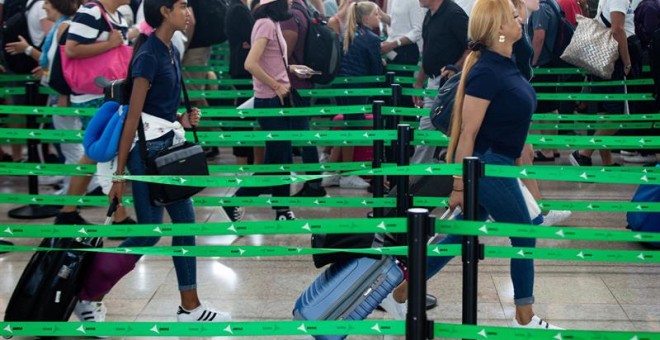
[386,0,424,46]
[597,0,636,37]
[26,0,48,46]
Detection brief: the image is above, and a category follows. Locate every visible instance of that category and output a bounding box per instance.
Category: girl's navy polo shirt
[466,49,536,159]
[131,34,182,122]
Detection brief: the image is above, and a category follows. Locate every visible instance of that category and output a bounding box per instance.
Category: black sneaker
[205,147,220,159]
[276,210,296,221]
[113,217,137,225]
[222,206,244,222]
[86,186,105,196]
[55,211,94,225]
[293,183,327,197]
[569,150,592,166]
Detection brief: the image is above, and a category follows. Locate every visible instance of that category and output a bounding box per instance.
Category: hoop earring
[499,35,506,43]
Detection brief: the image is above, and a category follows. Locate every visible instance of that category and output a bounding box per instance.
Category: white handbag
[560,15,619,79]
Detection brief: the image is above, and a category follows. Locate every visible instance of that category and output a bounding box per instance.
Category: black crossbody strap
[600,12,612,28]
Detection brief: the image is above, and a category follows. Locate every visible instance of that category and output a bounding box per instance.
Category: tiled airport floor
[0,149,658,339]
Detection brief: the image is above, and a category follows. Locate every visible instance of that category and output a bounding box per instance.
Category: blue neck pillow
[83,101,128,163]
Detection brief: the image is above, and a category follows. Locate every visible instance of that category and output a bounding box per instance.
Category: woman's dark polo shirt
[131,34,182,122]
[466,49,537,159]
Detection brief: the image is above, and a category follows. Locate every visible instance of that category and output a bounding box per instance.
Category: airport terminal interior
[1,148,658,339]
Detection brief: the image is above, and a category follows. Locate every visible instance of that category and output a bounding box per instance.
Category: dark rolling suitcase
[4,202,116,321]
[293,256,404,340]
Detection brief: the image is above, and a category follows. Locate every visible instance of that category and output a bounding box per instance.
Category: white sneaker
[623,154,657,163]
[339,175,370,189]
[176,302,231,322]
[39,175,65,186]
[74,300,107,322]
[321,172,340,187]
[380,293,406,319]
[319,153,330,163]
[541,210,572,226]
[512,315,563,329]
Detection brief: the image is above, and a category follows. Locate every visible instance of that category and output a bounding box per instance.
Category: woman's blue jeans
[427,150,536,306]
[122,132,197,291]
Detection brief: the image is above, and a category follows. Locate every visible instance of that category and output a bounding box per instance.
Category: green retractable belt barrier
[3,320,657,338]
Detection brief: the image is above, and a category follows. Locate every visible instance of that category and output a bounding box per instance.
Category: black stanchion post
[8,82,60,219]
[391,84,402,127]
[383,83,403,179]
[386,71,396,88]
[372,100,385,218]
[406,208,434,340]
[462,156,483,326]
[395,124,411,217]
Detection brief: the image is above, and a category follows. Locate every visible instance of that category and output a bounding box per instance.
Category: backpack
[2,0,41,74]
[188,0,229,48]
[541,0,575,65]
[626,165,660,248]
[292,1,342,85]
[429,72,461,135]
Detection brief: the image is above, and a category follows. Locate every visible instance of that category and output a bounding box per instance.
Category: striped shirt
[67,2,129,103]
[68,2,129,44]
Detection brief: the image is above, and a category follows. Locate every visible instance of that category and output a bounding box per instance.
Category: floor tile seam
[600,273,636,323]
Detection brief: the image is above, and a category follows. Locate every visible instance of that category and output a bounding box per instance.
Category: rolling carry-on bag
[4,202,116,321]
[293,255,404,340]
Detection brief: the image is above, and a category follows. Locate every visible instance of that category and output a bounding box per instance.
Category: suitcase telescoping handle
[104,198,119,225]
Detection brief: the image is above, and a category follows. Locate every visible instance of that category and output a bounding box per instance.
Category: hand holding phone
[291,65,322,78]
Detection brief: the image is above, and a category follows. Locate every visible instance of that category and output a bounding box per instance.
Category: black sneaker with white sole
[276,210,296,220]
[222,206,244,222]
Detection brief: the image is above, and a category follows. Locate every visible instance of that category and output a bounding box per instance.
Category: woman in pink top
[223,0,314,223]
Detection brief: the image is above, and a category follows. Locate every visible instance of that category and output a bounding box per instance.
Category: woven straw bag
[560,15,619,79]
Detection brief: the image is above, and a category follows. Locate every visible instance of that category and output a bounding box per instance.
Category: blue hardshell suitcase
[293,256,404,340]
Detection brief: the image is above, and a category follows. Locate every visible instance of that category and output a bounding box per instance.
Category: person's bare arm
[609,11,631,74]
[448,95,489,210]
[65,30,123,58]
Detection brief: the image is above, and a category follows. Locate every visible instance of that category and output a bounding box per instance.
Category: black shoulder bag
[137,78,209,206]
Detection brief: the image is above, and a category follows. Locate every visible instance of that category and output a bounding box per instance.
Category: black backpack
[292,2,342,85]
[2,0,41,74]
[541,0,574,65]
[188,0,229,48]
[429,72,461,135]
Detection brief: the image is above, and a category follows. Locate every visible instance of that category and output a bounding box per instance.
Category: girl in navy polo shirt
[74,0,231,324]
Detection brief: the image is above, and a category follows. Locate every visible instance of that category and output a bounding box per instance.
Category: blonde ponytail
[343,1,377,53]
[446,51,480,163]
[344,3,359,53]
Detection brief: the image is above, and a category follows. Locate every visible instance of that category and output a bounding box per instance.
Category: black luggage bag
[3,203,116,321]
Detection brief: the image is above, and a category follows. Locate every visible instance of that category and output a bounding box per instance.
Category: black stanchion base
[377,293,438,311]
[8,205,60,219]
[0,239,14,254]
